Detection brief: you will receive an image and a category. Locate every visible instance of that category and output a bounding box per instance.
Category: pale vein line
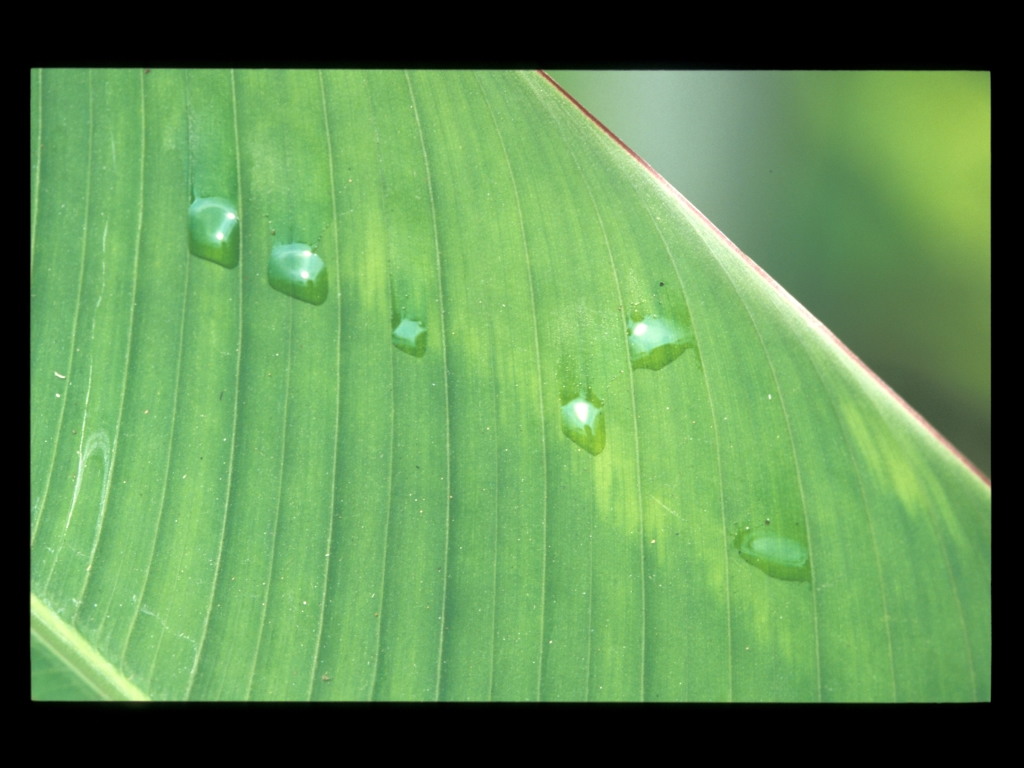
[35,70,94,563]
[245,295,293,701]
[796,330,898,701]
[366,72,393,702]
[243,73,293,699]
[29,67,47,533]
[549,93,647,701]
[90,70,147,647]
[121,138,193,685]
[488,350,500,701]
[65,362,96,527]
[474,73,507,703]
[587,496,595,703]
[78,74,138,619]
[185,71,195,199]
[481,72,550,702]
[138,108,201,690]
[405,70,454,702]
[622,173,729,696]
[913,446,980,699]
[136,305,194,683]
[581,176,647,701]
[525,77,596,701]
[159,73,200,680]
[690,219,823,702]
[73,383,115,620]
[186,69,245,699]
[31,68,43,279]
[306,69,342,701]
[623,167,733,701]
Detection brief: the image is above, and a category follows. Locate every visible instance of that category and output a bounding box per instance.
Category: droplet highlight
[734,524,810,582]
[392,316,427,357]
[627,315,692,371]
[560,392,606,456]
[189,197,239,268]
[268,243,328,306]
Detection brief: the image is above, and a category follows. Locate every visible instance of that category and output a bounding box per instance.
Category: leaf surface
[30,69,991,701]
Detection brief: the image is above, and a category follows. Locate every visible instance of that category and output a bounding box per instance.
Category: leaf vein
[405,71,453,702]
[488,71,551,702]
[187,69,245,699]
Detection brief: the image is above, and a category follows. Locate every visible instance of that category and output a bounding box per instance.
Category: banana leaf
[30,69,990,701]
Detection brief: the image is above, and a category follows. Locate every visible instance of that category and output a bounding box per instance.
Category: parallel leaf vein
[690,220,823,701]
[187,70,244,699]
[366,73,393,701]
[485,72,550,701]
[306,68,342,701]
[121,152,192,687]
[631,177,734,701]
[797,327,899,700]
[33,69,95,553]
[245,300,293,699]
[79,71,146,635]
[550,91,648,701]
[405,71,454,702]
[31,68,43,278]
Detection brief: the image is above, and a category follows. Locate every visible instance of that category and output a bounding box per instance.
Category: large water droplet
[189,197,239,268]
[734,524,810,582]
[268,243,328,306]
[627,315,692,371]
[392,316,427,357]
[560,392,606,456]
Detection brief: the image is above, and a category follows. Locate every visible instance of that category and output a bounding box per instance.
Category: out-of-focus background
[547,71,990,477]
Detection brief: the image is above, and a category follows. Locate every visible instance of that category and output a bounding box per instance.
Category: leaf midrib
[32,593,149,701]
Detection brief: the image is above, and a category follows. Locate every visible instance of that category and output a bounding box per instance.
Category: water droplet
[392,316,427,357]
[189,197,239,268]
[268,243,328,306]
[627,315,693,371]
[734,524,810,582]
[560,392,606,456]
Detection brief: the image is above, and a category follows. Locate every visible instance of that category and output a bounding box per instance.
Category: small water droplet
[189,197,239,268]
[268,243,328,306]
[392,316,427,357]
[627,315,693,371]
[734,524,810,582]
[560,391,606,456]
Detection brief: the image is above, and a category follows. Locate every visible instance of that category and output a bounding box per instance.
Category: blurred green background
[547,71,990,477]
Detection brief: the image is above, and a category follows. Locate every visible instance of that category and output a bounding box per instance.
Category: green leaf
[31,69,990,701]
